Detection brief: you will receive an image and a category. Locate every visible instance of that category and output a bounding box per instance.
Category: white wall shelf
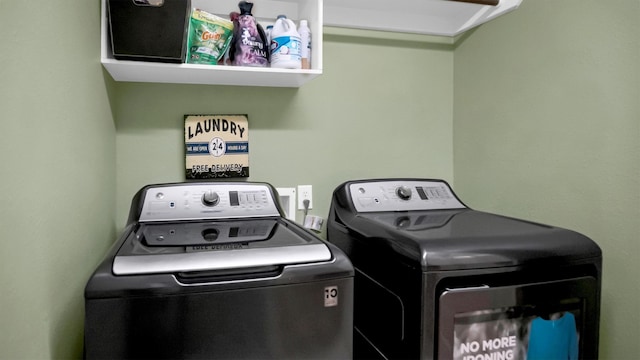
[101,0,323,87]
[324,0,522,37]
[101,0,521,87]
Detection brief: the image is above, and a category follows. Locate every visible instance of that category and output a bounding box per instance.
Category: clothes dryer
[327,179,601,360]
[85,182,353,359]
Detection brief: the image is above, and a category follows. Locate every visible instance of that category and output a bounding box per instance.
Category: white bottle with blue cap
[270,15,302,69]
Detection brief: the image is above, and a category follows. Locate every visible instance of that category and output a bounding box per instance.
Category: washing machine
[85,182,353,359]
[327,178,601,360]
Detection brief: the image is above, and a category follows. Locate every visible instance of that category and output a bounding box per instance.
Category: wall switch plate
[297,185,312,210]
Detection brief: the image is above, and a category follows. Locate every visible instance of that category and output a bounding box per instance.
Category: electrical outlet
[297,185,313,210]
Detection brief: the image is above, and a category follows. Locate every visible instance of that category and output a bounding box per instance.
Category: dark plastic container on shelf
[107,0,191,63]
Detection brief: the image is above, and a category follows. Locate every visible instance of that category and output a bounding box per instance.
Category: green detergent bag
[186,9,234,65]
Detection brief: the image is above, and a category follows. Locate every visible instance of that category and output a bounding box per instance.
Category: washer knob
[202,190,220,207]
[396,186,412,200]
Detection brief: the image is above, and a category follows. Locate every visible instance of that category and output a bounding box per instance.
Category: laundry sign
[185,114,249,179]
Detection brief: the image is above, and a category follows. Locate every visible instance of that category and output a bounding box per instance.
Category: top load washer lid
[331,179,602,271]
[114,218,332,275]
[112,182,332,275]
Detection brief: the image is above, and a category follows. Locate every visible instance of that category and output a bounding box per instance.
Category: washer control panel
[348,180,466,212]
[139,183,281,222]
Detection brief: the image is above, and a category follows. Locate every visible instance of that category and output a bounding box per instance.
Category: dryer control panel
[139,183,281,222]
[348,180,466,212]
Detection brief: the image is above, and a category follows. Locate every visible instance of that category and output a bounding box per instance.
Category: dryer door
[437,276,599,360]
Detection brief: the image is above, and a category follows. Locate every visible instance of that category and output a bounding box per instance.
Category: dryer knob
[396,186,412,200]
[202,190,220,206]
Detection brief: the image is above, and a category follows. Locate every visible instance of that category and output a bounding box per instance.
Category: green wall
[453,0,640,359]
[1,0,638,359]
[0,1,116,358]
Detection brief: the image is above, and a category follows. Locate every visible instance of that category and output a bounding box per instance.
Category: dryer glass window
[438,276,599,360]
